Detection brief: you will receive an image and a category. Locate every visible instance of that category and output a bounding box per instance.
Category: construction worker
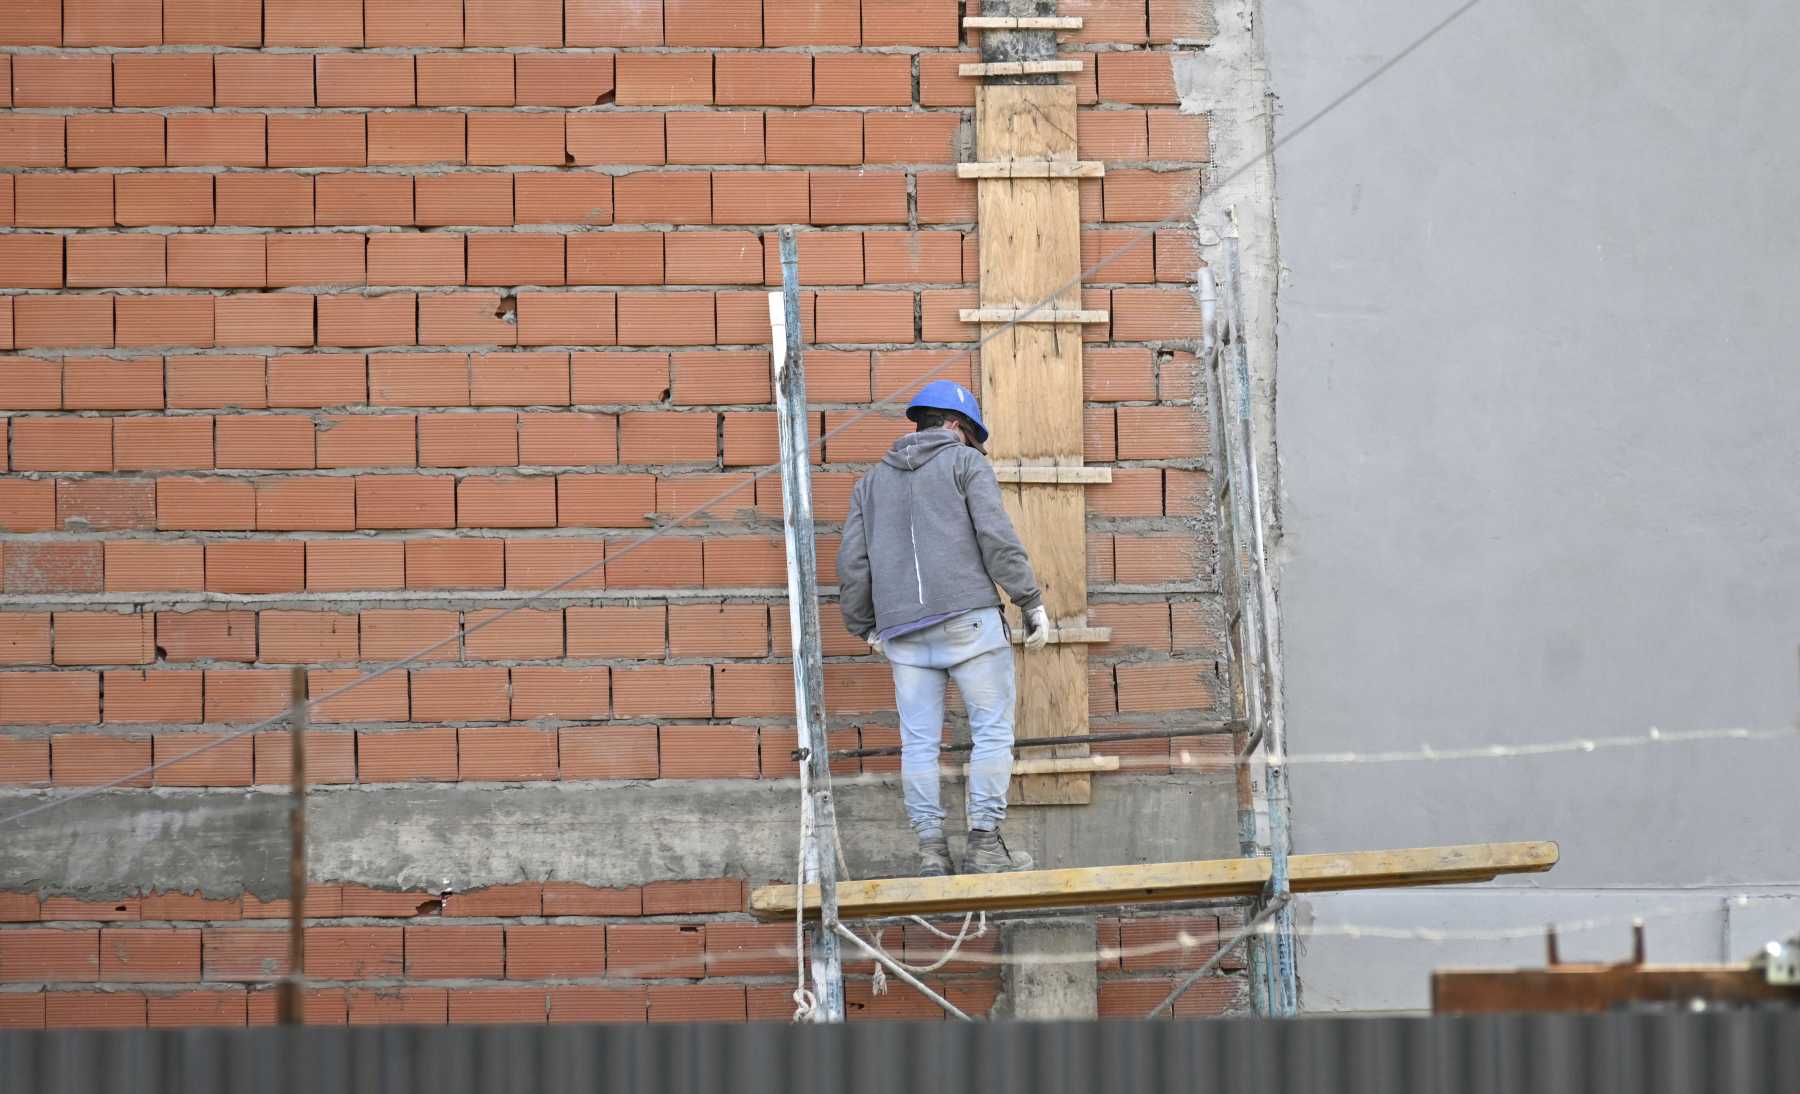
[838,380,1049,878]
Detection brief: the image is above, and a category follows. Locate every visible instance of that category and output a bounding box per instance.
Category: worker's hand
[1023,606,1050,650]
[864,633,886,658]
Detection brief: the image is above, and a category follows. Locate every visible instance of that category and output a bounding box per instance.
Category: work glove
[864,633,886,658]
[1023,606,1050,651]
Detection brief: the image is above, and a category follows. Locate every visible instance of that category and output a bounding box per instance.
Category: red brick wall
[0,0,1230,1027]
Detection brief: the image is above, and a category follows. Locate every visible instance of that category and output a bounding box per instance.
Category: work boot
[917,835,954,878]
[963,828,1032,874]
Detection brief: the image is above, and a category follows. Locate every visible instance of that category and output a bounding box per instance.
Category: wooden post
[771,226,844,1022]
[278,667,307,1025]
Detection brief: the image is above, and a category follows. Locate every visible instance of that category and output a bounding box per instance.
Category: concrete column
[998,918,1098,1020]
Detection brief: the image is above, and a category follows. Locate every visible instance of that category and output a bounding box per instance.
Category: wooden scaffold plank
[752,842,1561,920]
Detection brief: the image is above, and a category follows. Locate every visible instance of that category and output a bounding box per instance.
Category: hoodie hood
[881,429,969,471]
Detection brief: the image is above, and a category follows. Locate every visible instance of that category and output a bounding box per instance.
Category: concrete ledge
[0,774,1236,901]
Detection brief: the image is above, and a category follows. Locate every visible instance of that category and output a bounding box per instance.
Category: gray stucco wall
[1262,0,1800,1009]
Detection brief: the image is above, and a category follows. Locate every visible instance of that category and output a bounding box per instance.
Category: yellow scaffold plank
[751,841,1560,920]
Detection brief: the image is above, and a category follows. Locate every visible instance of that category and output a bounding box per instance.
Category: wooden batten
[753,842,1562,920]
[962,16,1085,30]
[957,160,1106,179]
[960,307,1110,324]
[960,59,1085,77]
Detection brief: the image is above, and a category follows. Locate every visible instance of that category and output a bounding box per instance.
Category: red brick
[607,923,703,979]
[258,611,358,664]
[865,113,962,164]
[14,174,104,228]
[110,175,206,227]
[307,667,410,724]
[0,614,52,665]
[50,612,151,666]
[1078,109,1149,160]
[410,668,509,722]
[217,290,315,345]
[167,114,266,168]
[667,350,769,405]
[715,53,810,107]
[365,234,463,288]
[112,54,209,108]
[599,664,707,719]
[269,234,365,288]
[406,925,503,979]
[316,173,413,226]
[0,0,60,46]
[516,291,613,348]
[1153,228,1202,282]
[509,666,610,720]
[821,409,908,462]
[44,991,146,1029]
[468,234,565,286]
[648,983,744,1022]
[0,480,55,535]
[668,112,764,166]
[612,172,712,227]
[61,236,162,291]
[1116,404,1206,458]
[214,54,313,108]
[165,355,268,409]
[445,988,544,1025]
[858,230,956,284]
[213,175,312,229]
[113,416,214,471]
[458,475,556,527]
[812,172,907,225]
[155,611,255,664]
[564,605,663,657]
[615,53,712,106]
[306,540,405,592]
[267,114,367,168]
[401,539,500,590]
[504,925,604,980]
[369,354,471,410]
[7,418,110,474]
[501,539,608,590]
[457,723,554,780]
[863,0,958,45]
[366,112,466,166]
[815,290,913,343]
[0,736,49,785]
[267,0,362,45]
[307,926,406,980]
[659,724,762,777]
[318,293,417,347]
[1098,52,1178,104]
[110,295,213,349]
[206,541,305,595]
[48,733,146,784]
[0,234,61,290]
[413,54,512,110]
[148,989,246,1028]
[549,986,644,1022]
[37,896,141,924]
[106,542,205,593]
[1112,534,1203,585]
[58,360,159,415]
[365,0,462,46]
[154,477,254,532]
[1,929,100,981]
[615,292,715,347]
[317,54,415,108]
[353,473,453,529]
[416,176,512,227]
[597,536,695,589]
[253,475,354,529]
[764,112,861,166]
[346,986,447,1025]
[1149,109,1209,159]
[136,892,238,923]
[707,171,804,226]
[464,0,561,45]
[471,352,571,406]
[759,232,862,287]
[13,295,112,350]
[358,726,457,782]
[4,543,103,594]
[253,729,356,785]
[700,921,794,976]
[1090,467,1164,517]
[567,232,663,287]
[913,171,976,225]
[417,292,519,347]
[469,113,566,167]
[1104,168,1200,222]
[0,993,43,1029]
[165,0,261,45]
[99,929,201,982]
[556,725,657,781]
[514,175,613,228]
[517,411,614,466]
[517,53,615,108]
[67,115,166,169]
[642,879,743,915]
[813,54,908,108]
[0,116,64,169]
[102,670,201,724]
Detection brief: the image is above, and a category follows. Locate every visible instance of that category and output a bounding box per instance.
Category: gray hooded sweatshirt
[837,430,1043,639]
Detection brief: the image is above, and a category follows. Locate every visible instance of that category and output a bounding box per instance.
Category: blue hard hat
[905,380,988,443]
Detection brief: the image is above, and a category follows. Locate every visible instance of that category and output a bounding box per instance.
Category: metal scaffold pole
[771,226,845,1021]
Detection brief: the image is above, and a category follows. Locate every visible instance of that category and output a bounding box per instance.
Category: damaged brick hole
[495,296,518,324]
[416,897,443,915]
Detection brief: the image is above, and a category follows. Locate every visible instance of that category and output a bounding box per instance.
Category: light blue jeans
[883,607,1016,840]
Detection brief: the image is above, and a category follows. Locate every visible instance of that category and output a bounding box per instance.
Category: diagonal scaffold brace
[771,226,846,1022]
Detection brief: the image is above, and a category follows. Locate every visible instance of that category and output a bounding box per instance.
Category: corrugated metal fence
[4,1012,1798,1094]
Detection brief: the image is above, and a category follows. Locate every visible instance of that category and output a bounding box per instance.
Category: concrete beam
[998,919,1100,1020]
[0,773,1237,900]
